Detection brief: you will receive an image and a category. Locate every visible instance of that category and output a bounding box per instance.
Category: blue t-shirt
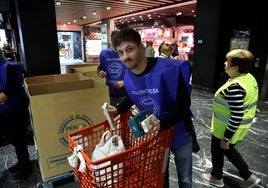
[0,60,27,114]
[124,58,191,148]
[99,48,127,96]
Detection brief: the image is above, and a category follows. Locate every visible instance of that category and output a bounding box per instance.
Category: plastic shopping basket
[68,111,173,188]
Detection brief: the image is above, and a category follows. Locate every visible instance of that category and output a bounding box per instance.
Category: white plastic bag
[68,145,86,172]
[92,131,124,160]
[91,130,125,186]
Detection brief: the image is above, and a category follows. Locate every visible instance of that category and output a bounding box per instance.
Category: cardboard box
[65,63,106,84]
[65,63,98,74]
[25,73,109,181]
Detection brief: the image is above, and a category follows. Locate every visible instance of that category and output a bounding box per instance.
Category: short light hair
[160,43,173,53]
[226,49,254,73]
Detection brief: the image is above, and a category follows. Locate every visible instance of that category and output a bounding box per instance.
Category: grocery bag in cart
[68,111,173,188]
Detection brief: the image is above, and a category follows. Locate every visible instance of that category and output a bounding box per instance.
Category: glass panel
[230,29,250,50]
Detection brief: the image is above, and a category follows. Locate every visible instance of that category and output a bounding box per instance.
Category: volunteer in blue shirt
[0,47,32,183]
[108,28,193,188]
[97,30,128,106]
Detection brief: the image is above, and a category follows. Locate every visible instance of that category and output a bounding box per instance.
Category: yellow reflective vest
[211,73,258,144]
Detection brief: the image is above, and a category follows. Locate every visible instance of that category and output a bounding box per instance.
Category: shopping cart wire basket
[68,111,173,188]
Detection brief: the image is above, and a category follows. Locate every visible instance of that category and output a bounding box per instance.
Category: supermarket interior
[0,0,267,188]
[0,85,267,188]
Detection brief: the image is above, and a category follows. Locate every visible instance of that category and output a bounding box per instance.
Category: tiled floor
[0,83,267,187]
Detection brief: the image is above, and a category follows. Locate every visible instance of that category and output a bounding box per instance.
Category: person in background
[158,40,165,56]
[201,49,261,188]
[74,37,82,59]
[176,41,188,60]
[159,42,200,153]
[187,45,194,73]
[97,30,128,106]
[144,40,155,57]
[159,43,174,58]
[171,40,179,57]
[0,47,32,183]
[108,28,193,188]
[2,41,16,62]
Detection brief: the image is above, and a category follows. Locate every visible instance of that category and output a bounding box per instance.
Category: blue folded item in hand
[127,110,150,138]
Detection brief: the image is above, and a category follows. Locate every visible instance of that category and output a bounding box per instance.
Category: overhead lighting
[125,0,129,3]
[93,10,96,15]
[55,1,61,5]
[107,7,111,10]
[81,15,87,20]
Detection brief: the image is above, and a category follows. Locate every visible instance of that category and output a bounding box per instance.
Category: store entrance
[57,31,83,73]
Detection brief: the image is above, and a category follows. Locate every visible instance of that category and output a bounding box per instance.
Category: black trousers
[210,135,251,180]
[0,105,31,169]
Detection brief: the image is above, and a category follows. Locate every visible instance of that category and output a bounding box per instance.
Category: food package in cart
[141,113,158,133]
[102,102,116,130]
[127,110,158,137]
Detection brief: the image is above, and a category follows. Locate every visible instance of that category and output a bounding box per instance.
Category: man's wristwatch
[223,138,229,142]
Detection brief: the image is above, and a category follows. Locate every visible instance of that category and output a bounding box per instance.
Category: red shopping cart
[68,111,173,188]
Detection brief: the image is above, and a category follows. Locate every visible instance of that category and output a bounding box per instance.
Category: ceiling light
[125,0,129,3]
[107,7,111,10]
[93,10,96,15]
[81,15,87,20]
[55,1,61,5]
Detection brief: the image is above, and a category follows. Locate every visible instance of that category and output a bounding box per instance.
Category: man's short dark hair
[112,28,142,50]
[111,30,119,39]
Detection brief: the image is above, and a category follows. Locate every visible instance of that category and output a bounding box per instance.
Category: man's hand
[107,105,118,115]
[113,80,124,89]
[98,70,107,78]
[0,92,8,103]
